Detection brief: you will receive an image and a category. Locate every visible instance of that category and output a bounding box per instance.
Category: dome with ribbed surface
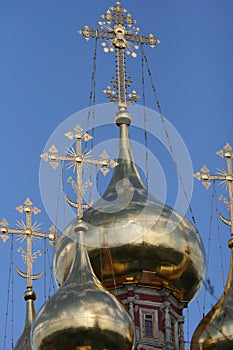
[31,221,135,350]
[54,110,205,303]
[191,240,233,350]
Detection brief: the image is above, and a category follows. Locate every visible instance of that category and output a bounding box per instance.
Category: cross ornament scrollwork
[41,124,118,220]
[193,142,233,239]
[0,198,56,291]
[79,1,160,108]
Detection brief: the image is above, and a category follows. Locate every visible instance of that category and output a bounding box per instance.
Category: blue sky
[0,1,233,348]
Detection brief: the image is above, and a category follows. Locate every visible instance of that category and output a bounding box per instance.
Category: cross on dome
[79,1,160,108]
[41,124,118,219]
[0,198,56,291]
[194,142,233,241]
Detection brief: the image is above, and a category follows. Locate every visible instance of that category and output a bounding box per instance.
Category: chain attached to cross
[193,142,233,243]
[0,198,56,291]
[79,1,160,109]
[41,124,118,220]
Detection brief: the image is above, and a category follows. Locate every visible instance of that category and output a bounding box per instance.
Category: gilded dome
[191,239,233,350]
[14,290,36,350]
[54,111,206,303]
[31,221,135,350]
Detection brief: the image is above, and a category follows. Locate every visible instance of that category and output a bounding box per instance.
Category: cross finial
[0,198,57,291]
[79,1,160,109]
[193,142,233,245]
[41,124,118,220]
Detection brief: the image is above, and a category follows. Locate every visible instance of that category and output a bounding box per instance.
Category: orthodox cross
[0,198,56,291]
[193,142,233,243]
[79,1,160,109]
[41,124,118,220]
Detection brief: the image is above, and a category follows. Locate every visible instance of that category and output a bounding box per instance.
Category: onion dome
[54,109,205,303]
[14,289,36,350]
[31,220,135,350]
[191,238,233,350]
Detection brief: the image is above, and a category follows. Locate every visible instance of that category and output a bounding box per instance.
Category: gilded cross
[193,142,233,240]
[79,1,160,108]
[41,124,118,219]
[0,198,56,290]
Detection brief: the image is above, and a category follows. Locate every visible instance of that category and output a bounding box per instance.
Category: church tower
[47,2,205,349]
[1,2,208,349]
[2,2,233,349]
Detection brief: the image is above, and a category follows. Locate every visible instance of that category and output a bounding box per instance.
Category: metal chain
[46,162,65,298]
[141,44,149,188]
[91,38,97,142]
[61,161,68,230]
[11,236,14,349]
[47,245,56,297]
[3,235,14,350]
[140,36,233,348]
[139,49,230,341]
[203,181,215,316]
[99,248,104,285]
[186,307,190,348]
[47,161,65,297]
[47,163,67,297]
[43,237,47,301]
[195,296,202,319]
[141,46,197,226]
[215,188,225,289]
[87,38,98,136]
[86,39,98,206]
[109,247,117,292]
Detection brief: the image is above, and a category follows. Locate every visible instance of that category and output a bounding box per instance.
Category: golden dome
[54,110,206,303]
[191,239,233,350]
[14,289,36,350]
[31,221,135,350]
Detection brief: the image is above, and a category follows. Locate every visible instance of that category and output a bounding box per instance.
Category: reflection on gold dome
[155,248,190,280]
[191,239,233,350]
[54,111,206,303]
[31,221,135,350]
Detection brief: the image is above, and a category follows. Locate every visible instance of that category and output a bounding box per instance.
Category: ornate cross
[79,1,160,108]
[41,124,118,219]
[0,198,56,291]
[193,142,233,240]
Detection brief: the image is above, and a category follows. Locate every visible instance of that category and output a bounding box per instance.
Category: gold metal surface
[191,250,233,349]
[54,113,206,303]
[0,199,56,350]
[193,143,233,235]
[14,293,36,350]
[79,1,160,108]
[193,142,233,241]
[31,221,135,350]
[41,124,117,219]
[0,198,56,289]
[191,143,233,349]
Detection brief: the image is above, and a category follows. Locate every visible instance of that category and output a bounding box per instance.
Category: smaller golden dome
[14,289,36,350]
[191,240,233,350]
[31,221,135,350]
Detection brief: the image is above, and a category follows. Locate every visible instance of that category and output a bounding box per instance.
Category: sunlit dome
[191,238,233,350]
[54,109,206,303]
[31,221,135,350]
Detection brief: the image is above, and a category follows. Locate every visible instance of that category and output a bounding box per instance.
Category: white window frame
[139,308,159,341]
